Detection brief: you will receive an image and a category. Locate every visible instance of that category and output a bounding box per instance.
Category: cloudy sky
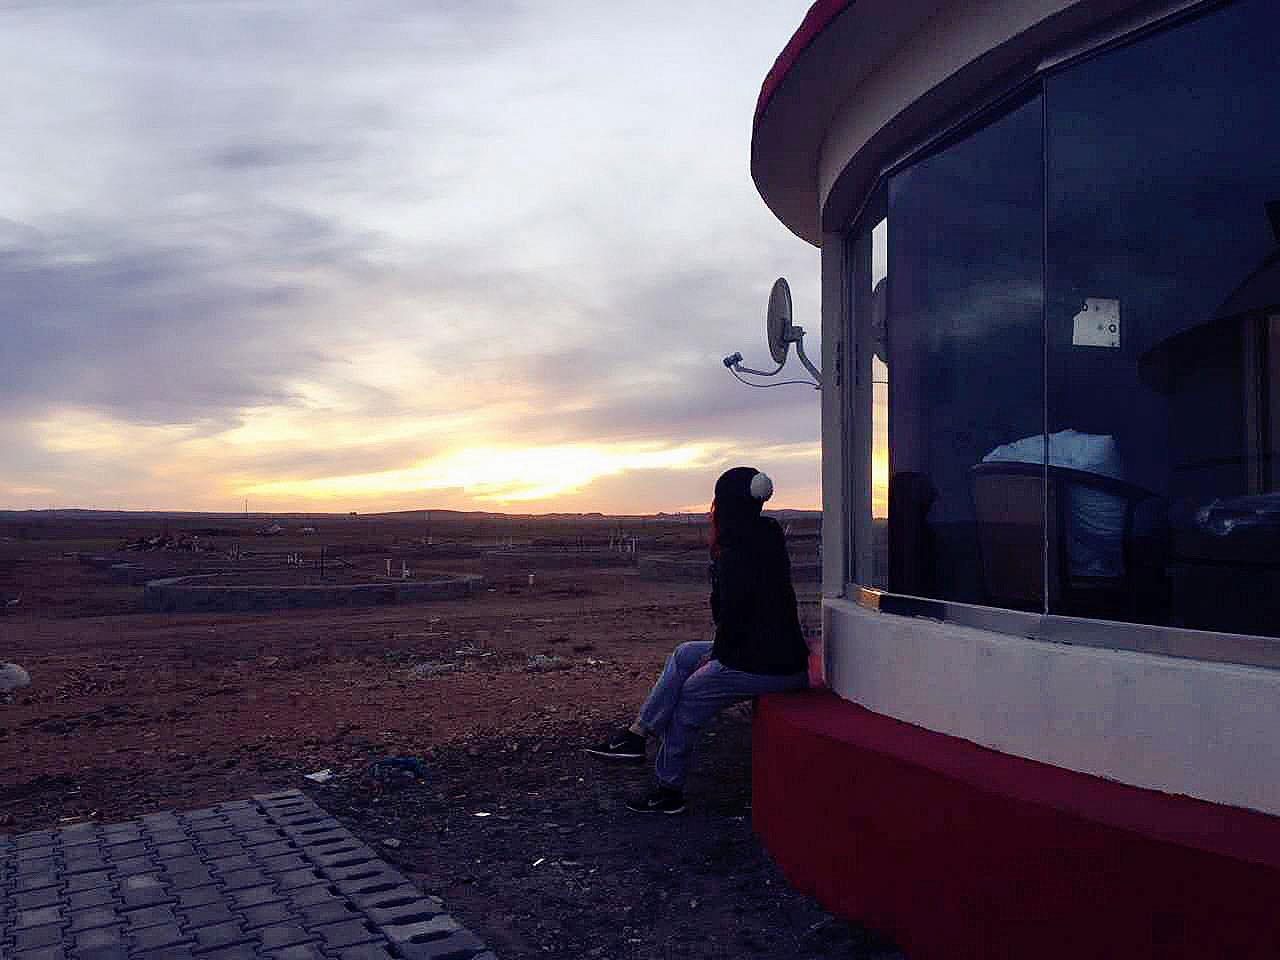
[1,1,820,515]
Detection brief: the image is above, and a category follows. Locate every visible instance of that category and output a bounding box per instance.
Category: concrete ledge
[825,598,1280,814]
[143,574,484,613]
[752,690,1280,960]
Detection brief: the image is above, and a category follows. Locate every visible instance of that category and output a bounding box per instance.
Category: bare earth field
[0,511,900,959]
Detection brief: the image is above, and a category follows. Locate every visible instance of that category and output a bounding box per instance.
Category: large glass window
[849,0,1280,642]
[885,94,1045,606]
[1045,0,1280,634]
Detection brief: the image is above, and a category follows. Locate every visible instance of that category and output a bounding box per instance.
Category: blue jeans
[636,640,808,789]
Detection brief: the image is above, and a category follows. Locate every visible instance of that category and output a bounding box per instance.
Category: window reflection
[886,94,1045,606]
[847,0,1280,641]
[871,220,889,588]
[1045,0,1280,633]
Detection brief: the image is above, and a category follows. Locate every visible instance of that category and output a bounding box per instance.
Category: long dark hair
[708,500,721,558]
[709,496,763,558]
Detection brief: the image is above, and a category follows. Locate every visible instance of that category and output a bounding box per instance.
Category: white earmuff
[750,472,774,501]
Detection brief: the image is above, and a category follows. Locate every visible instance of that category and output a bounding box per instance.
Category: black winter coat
[709,516,809,675]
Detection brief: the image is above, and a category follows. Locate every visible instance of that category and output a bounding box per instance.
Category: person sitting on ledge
[587,466,810,814]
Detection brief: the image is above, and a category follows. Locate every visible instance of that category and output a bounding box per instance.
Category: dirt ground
[0,512,901,959]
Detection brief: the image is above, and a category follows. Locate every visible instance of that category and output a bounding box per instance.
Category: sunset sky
[1,2,820,515]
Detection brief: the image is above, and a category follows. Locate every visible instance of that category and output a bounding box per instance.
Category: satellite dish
[870,277,888,363]
[722,277,822,389]
[767,278,793,365]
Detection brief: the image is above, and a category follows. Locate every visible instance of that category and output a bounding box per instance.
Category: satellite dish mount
[722,278,821,389]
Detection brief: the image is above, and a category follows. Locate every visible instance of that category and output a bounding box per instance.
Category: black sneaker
[585,730,646,761]
[625,786,686,815]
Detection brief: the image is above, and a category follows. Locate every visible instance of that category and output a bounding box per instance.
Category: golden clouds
[244,441,719,505]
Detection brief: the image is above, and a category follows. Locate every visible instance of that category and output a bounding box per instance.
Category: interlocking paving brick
[73,923,128,952]
[216,868,270,892]
[0,791,491,959]
[396,930,488,960]
[268,945,327,960]
[118,881,175,911]
[67,906,120,932]
[284,885,344,909]
[179,901,237,929]
[208,854,255,874]
[136,947,195,960]
[330,946,396,960]
[254,922,315,950]
[229,885,286,911]
[364,899,447,928]
[0,793,488,957]
[11,944,70,960]
[190,918,254,952]
[128,920,192,953]
[15,886,66,911]
[381,915,462,943]
[248,841,294,862]
[200,945,260,960]
[239,901,293,930]
[237,831,282,848]
[172,885,223,910]
[111,858,157,879]
[153,844,198,862]
[67,889,117,913]
[11,922,66,951]
[123,905,178,932]
[200,841,246,860]
[17,905,64,929]
[262,865,317,885]
[295,898,356,928]
[312,918,381,949]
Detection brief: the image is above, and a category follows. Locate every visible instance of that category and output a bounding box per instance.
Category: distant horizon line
[0,506,823,520]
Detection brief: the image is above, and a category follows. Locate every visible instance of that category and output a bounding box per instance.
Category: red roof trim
[754,0,856,128]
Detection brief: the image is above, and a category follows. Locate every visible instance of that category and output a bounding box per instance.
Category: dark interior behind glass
[855,0,1280,640]
[886,95,1045,607]
[1045,0,1280,632]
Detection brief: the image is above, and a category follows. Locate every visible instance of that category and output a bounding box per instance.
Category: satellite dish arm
[790,327,822,387]
[722,352,785,377]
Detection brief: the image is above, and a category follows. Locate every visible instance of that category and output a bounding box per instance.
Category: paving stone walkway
[0,790,493,960]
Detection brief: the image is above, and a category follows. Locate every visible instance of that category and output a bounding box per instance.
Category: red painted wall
[753,691,1280,958]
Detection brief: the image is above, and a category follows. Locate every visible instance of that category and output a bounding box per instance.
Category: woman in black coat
[587,467,810,813]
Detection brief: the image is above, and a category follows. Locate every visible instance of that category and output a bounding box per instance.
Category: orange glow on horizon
[12,405,821,514]
[245,441,717,506]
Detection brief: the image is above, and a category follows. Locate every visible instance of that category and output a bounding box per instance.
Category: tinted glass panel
[887,95,1045,606]
[1045,0,1280,633]
[850,202,890,589]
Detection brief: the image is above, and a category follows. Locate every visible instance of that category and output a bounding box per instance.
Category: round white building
[748,2,1280,956]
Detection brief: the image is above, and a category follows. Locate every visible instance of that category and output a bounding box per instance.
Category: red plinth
[752,690,1280,959]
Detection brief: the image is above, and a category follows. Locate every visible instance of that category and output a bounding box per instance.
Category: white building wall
[824,599,1280,815]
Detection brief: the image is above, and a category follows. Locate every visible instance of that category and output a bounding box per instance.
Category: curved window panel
[849,192,889,589]
[885,95,1045,606]
[847,0,1280,653]
[1045,0,1280,633]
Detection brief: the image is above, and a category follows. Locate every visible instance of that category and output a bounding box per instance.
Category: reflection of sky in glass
[872,219,887,288]
[871,218,889,517]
